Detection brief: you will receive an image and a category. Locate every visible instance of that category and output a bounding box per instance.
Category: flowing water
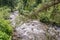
[10,11,19,27]
[9,11,60,40]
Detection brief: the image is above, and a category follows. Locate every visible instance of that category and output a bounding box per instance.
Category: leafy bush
[0,19,13,35]
[0,31,11,40]
[0,19,13,40]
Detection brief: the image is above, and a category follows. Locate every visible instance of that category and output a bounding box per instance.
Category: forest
[0,0,60,40]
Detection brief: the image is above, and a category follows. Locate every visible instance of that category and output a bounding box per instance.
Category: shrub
[0,31,11,40]
[0,19,13,40]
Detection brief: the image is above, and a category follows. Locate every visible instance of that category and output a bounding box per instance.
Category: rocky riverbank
[9,11,60,40]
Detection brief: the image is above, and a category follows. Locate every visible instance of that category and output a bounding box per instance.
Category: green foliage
[40,16,49,23]
[0,0,18,12]
[36,0,42,4]
[17,0,60,25]
[0,1,13,40]
[0,19,13,35]
[0,31,11,40]
[0,6,10,19]
[0,19,12,40]
[0,0,17,7]
[0,6,12,40]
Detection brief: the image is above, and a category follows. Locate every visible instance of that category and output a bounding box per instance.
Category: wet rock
[12,20,60,40]
[46,26,60,40]
[14,20,48,40]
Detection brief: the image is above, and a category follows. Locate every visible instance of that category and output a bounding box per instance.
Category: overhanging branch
[32,0,60,15]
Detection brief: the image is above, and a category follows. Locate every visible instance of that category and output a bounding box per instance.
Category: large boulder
[12,20,60,40]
